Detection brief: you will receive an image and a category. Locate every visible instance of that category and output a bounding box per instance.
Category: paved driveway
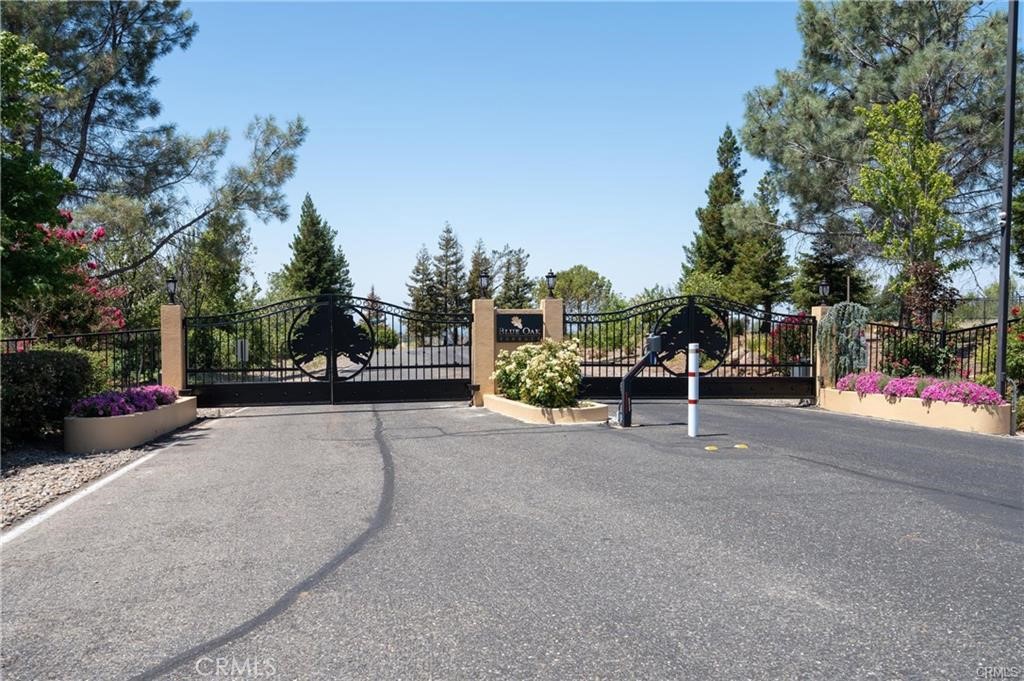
[1,401,1021,679]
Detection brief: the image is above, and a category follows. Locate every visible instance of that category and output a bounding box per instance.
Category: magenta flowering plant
[919,381,1006,406]
[881,376,919,398]
[70,384,178,417]
[835,373,857,391]
[853,371,888,395]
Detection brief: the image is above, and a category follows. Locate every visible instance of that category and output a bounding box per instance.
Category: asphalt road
[1,401,1021,680]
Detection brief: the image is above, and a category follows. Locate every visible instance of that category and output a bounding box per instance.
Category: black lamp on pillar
[818,279,830,306]
[479,270,491,297]
[545,269,557,298]
[165,276,178,304]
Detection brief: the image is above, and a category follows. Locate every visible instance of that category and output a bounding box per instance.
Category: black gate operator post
[617,334,661,427]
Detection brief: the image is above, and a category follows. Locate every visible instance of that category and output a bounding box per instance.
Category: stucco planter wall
[483,393,609,425]
[818,388,1012,435]
[64,396,197,453]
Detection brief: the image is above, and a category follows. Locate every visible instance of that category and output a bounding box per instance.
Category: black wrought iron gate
[564,295,816,399]
[185,295,472,406]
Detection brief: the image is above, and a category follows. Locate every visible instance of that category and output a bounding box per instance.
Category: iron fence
[865,319,1014,381]
[1,328,161,389]
[564,296,815,379]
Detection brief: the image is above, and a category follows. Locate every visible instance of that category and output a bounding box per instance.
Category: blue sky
[154,2,805,304]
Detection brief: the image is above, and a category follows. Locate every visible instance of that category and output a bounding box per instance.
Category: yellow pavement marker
[734,443,749,449]
[704,445,719,451]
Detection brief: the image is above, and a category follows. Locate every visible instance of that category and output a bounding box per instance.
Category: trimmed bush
[492,338,582,408]
[1,349,98,447]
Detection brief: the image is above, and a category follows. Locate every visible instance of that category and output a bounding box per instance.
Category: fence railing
[1,328,161,389]
[865,319,1013,381]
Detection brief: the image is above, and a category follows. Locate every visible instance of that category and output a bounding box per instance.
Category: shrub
[492,343,543,402]
[920,380,1005,406]
[882,376,922,398]
[878,333,954,377]
[1,350,97,447]
[854,371,888,395]
[835,372,857,391]
[817,302,869,386]
[70,385,178,417]
[767,312,812,375]
[492,338,582,408]
[360,323,399,349]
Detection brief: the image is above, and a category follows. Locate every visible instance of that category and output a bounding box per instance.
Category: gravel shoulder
[1,410,227,529]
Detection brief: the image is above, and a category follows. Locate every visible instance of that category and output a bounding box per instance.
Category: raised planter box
[818,388,1012,435]
[483,393,609,425]
[64,396,197,453]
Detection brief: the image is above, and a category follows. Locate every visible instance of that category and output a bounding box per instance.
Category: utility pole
[996,0,1019,395]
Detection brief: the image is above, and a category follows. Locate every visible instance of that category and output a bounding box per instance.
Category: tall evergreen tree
[465,239,495,300]
[364,285,384,326]
[791,221,872,311]
[406,245,437,344]
[495,248,532,308]
[728,174,792,323]
[682,125,745,280]
[280,194,352,298]
[742,0,1017,263]
[432,222,467,344]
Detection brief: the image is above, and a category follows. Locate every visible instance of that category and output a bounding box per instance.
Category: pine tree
[281,194,353,298]
[406,245,437,344]
[432,222,467,343]
[495,248,532,308]
[792,222,872,311]
[681,125,745,280]
[465,239,494,300]
[364,285,384,326]
[728,174,792,324]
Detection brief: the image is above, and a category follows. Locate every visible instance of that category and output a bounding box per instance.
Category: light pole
[165,276,178,304]
[818,279,830,306]
[545,270,557,298]
[996,0,1019,396]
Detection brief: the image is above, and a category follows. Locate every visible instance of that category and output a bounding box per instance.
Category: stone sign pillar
[470,298,565,406]
[160,304,186,390]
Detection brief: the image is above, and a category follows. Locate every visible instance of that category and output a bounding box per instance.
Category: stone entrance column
[160,304,186,390]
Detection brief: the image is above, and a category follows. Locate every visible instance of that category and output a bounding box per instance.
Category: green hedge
[1,349,100,448]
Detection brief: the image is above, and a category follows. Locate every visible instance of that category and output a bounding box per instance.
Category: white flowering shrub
[493,338,582,408]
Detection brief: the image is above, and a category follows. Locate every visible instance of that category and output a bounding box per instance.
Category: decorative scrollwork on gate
[288,298,374,381]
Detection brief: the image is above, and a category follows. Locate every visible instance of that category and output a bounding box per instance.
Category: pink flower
[86,261,98,270]
[92,226,106,241]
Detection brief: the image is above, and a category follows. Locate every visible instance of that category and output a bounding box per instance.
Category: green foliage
[792,222,873,311]
[494,247,532,308]
[493,339,582,408]
[360,323,399,350]
[1,350,97,447]
[1014,150,1024,277]
[537,264,614,314]
[0,33,81,316]
[433,222,467,315]
[743,0,1015,262]
[817,302,869,386]
[851,96,964,286]
[406,245,437,343]
[678,270,727,298]
[465,239,494,300]
[281,195,352,298]
[0,31,61,150]
[724,174,792,315]
[877,334,954,378]
[682,126,744,280]
[1007,315,1024,387]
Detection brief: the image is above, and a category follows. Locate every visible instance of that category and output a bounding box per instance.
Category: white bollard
[687,342,699,438]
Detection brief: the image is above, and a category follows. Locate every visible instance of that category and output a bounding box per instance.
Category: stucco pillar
[160,304,186,390]
[541,297,564,342]
[471,298,495,406]
[811,305,830,392]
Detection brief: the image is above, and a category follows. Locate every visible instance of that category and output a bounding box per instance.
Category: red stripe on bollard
[686,372,696,377]
[687,399,698,404]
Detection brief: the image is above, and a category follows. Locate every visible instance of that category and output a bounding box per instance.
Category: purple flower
[882,376,919,398]
[836,373,857,391]
[70,384,179,418]
[854,371,886,395]
[920,381,1006,406]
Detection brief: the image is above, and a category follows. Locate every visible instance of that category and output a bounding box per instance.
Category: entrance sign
[496,313,543,343]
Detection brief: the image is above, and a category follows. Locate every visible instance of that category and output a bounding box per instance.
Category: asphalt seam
[129,406,396,680]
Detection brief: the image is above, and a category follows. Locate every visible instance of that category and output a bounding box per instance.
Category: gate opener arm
[616,334,661,428]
